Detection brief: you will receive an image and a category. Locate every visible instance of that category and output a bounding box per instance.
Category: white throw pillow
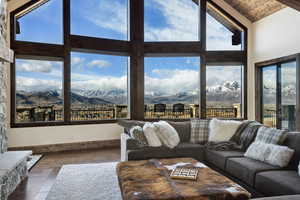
[245,142,295,167]
[153,121,180,149]
[208,118,242,142]
[266,144,294,167]
[143,122,162,147]
[244,142,271,162]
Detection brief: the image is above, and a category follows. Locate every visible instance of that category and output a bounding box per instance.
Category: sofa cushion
[167,121,191,142]
[127,143,205,161]
[205,150,244,170]
[226,157,280,186]
[255,170,300,196]
[282,132,300,170]
[174,143,205,161]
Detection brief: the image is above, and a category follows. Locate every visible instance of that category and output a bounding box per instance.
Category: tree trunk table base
[117,158,251,200]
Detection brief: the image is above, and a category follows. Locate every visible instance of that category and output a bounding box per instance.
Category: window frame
[255,53,300,131]
[10,0,248,128]
[206,64,245,119]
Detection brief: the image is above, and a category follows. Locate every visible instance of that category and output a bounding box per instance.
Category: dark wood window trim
[255,53,300,131]
[10,0,248,128]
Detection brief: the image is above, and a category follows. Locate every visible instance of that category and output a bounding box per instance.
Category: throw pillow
[245,142,295,167]
[190,119,210,144]
[129,126,148,146]
[167,121,191,142]
[209,118,242,142]
[153,121,180,148]
[244,142,270,162]
[255,126,287,144]
[266,144,294,167]
[143,122,162,147]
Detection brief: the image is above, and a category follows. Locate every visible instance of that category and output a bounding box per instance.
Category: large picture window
[144,0,199,41]
[16,0,63,44]
[144,57,200,119]
[15,58,63,123]
[71,0,128,40]
[71,52,128,121]
[10,0,247,127]
[206,2,244,51]
[206,65,243,118]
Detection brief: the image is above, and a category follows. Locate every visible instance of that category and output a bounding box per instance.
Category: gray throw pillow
[129,126,148,146]
[256,126,287,144]
[190,119,210,144]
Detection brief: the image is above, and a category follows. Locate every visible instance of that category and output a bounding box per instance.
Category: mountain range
[16,81,242,107]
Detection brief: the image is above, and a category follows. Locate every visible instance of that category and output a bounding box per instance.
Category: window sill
[10,119,121,128]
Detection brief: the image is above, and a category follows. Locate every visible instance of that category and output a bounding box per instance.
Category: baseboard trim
[8,139,120,154]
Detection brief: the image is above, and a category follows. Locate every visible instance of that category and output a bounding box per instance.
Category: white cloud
[16,76,62,91]
[145,0,198,41]
[16,60,55,73]
[71,56,85,65]
[88,60,111,69]
[206,66,242,87]
[145,69,199,95]
[17,65,243,96]
[72,76,127,91]
[84,0,127,36]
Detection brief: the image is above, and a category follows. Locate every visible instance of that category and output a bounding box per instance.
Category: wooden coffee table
[116,158,251,200]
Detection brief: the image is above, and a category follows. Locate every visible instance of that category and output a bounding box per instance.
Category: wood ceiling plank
[223,0,286,22]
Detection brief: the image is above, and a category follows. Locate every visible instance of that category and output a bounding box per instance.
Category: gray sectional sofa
[120,120,300,199]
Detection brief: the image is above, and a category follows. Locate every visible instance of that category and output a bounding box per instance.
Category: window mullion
[276,64,282,129]
[296,54,300,131]
[199,0,207,118]
[63,0,71,123]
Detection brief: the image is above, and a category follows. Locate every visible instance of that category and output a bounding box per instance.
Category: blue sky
[16,0,242,95]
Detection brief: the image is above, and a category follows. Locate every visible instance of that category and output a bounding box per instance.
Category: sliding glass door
[262,66,277,128]
[261,61,297,131]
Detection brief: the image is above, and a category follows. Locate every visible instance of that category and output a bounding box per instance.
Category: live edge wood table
[116,158,251,200]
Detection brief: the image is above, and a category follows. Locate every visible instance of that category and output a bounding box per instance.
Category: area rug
[46,162,122,200]
[27,154,43,171]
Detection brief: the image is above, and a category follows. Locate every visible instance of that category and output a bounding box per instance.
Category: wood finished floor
[8,148,121,200]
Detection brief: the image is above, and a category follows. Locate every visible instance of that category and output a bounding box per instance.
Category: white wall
[249,7,300,121]
[7,0,253,148]
[253,7,300,63]
[8,124,123,147]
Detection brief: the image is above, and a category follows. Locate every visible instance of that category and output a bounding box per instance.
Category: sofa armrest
[121,133,141,161]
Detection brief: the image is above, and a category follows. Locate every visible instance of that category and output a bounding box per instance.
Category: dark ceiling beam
[277,0,300,11]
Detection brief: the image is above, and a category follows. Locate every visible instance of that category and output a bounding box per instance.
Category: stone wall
[0,0,9,154]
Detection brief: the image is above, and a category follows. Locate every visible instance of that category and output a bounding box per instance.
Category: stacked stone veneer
[0,0,8,154]
[0,1,31,200]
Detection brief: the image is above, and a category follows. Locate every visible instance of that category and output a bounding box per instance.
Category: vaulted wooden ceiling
[223,0,286,22]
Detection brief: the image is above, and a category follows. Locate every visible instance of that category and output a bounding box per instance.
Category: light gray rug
[46,162,122,200]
